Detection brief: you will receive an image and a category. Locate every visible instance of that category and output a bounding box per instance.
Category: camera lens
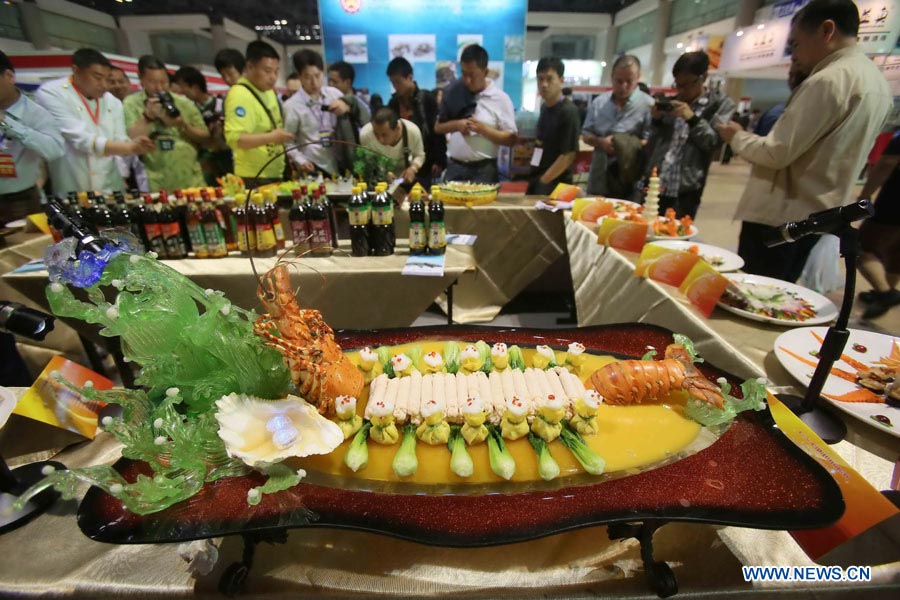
[157,92,180,119]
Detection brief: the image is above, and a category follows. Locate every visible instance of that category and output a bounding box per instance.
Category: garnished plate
[718,274,838,326]
[649,240,744,272]
[77,325,843,546]
[774,326,900,438]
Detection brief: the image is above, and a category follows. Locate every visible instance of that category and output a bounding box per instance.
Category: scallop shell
[215,393,343,468]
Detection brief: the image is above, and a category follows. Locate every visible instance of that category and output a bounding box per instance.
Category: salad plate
[77,324,843,546]
[718,274,838,326]
[649,241,743,272]
[774,326,900,438]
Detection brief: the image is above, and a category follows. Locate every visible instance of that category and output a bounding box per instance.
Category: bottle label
[348,206,370,226]
[409,223,426,249]
[162,223,185,258]
[203,222,227,256]
[291,220,310,249]
[256,222,276,251]
[309,220,330,248]
[372,206,393,226]
[144,223,167,256]
[273,221,286,243]
[187,222,207,255]
[237,223,255,252]
[428,222,446,249]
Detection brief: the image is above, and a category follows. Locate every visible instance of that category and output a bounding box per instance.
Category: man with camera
[644,51,734,219]
[172,66,232,186]
[124,55,209,192]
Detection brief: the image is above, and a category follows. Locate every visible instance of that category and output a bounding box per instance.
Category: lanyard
[70,77,100,125]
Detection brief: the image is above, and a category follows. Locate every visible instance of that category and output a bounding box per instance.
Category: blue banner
[318,0,526,107]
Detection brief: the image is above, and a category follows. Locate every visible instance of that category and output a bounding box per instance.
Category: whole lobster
[253,263,363,416]
[590,343,725,408]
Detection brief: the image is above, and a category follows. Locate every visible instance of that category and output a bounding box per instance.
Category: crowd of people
[0,0,896,318]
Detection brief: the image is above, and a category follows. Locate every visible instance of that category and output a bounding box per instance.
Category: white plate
[579,196,642,213]
[774,327,900,438]
[649,240,744,272]
[0,386,17,429]
[4,219,26,228]
[648,223,699,241]
[718,273,838,326]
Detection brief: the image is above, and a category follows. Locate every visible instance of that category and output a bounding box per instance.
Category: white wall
[36,0,116,28]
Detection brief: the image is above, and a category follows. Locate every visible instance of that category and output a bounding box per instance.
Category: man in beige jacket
[717,0,892,282]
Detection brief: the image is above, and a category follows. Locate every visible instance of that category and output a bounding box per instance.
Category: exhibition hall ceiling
[69,1,639,44]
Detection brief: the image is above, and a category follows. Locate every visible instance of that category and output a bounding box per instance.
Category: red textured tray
[77,324,844,545]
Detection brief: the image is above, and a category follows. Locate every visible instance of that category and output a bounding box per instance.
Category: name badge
[530,147,544,167]
[157,137,175,152]
[319,130,332,148]
[0,153,17,178]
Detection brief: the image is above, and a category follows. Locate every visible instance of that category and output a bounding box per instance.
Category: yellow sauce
[297,341,701,485]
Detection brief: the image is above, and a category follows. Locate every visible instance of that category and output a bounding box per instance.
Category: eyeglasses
[673,77,702,90]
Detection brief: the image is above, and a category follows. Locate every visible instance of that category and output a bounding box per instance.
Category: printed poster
[342,34,368,63]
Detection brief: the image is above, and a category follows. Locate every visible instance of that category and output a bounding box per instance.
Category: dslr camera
[654,93,678,112]
[156,91,180,119]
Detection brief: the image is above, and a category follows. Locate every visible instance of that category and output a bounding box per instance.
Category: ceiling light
[281,20,288,25]
[736,30,744,37]
[676,42,683,49]
[600,61,607,67]
[757,24,765,30]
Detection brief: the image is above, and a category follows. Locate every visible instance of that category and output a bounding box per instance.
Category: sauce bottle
[141,194,167,258]
[202,197,228,258]
[186,195,208,258]
[308,189,333,256]
[427,188,446,255]
[289,188,310,254]
[408,188,427,256]
[252,192,277,258]
[234,193,255,256]
[158,191,186,259]
[348,185,370,257]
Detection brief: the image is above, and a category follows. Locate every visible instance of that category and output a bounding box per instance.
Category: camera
[156,91,180,119]
[654,93,678,112]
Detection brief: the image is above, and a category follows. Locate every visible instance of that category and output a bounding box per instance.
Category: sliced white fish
[488,371,505,424]
[407,370,423,426]
[365,374,389,419]
[393,375,412,423]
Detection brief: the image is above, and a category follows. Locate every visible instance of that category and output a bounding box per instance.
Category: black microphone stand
[776,224,856,444]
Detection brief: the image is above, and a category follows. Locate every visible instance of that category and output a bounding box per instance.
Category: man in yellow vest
[224,41,292,190]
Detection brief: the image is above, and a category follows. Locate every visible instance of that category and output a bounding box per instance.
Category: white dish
[718,273,838,326]
[4,219,26,228]
[0,386,17,429]
[774,327,900,438]
[649,240,744,272]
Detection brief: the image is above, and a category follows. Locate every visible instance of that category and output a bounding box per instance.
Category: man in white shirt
[717,0,892,282]
[0,50,64,223]
[284,49,355,177]
[435,45,517,183]
[359,108,425,185]
[35,48,154,196]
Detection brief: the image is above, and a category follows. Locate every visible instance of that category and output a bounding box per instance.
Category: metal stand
[445,280,457,325]
[218,528,289,596]
[608,520,677,598]
[0,455,64,534]
[776,225,856,445]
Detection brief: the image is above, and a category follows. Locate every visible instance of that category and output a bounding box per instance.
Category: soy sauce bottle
[348,185,370,257]
[234,193,255,256]
[264,190,286,250]
[427,189,446,255]
[252,192,277,258]
[202,197,228,258]
[408,188,427,255]
[289,188,310,254]
[186,195,208,258]
[141,194,167,257]
[173,189,192,253]
[319,184,338,248]
[92,193,114,232]
[158,192,186,259]
[308,189,333,256]
[370,183,394,256]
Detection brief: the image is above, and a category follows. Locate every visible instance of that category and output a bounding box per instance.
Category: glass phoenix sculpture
[13,230,356,515]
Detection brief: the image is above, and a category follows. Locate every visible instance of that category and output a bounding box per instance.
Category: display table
[564,217,900,463]
[0,390,897,598]
[3,240,476,331]
[394,195,568,323]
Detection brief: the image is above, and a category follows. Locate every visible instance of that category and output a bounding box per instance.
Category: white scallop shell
[215,393,343,468]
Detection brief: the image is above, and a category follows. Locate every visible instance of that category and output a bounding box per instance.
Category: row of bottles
[287,184,338,257]
[346,184,445,257]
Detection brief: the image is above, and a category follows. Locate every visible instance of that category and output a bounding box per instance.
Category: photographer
[124,55,209,192]
[171,66,232,186]
[644,51,734,219]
